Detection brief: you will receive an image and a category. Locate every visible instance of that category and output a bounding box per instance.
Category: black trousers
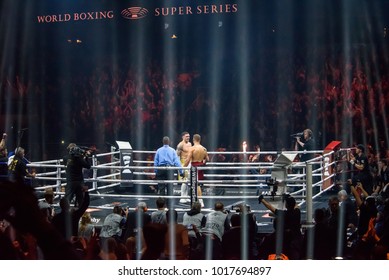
[156,169,175,197]
[65,180,84,207]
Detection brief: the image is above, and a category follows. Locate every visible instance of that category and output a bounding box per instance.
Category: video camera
[231,203,251,213]
[265,178,279,198]
[69,146,86,157]
[69,145,96,157]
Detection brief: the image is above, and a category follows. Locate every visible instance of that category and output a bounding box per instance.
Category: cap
[356,144,365,152]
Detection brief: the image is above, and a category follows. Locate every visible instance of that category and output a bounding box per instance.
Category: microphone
[290,132,303,137]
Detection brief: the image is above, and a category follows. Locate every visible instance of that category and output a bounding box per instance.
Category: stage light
[171,34,177,39]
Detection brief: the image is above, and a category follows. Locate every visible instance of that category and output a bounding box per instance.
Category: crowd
[1,165,389,260]
[63,45,389,151]
[2,44,389,158]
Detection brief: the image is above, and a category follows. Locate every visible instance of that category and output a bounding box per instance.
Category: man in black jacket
[294,129,316,162]
[63,143,91,207]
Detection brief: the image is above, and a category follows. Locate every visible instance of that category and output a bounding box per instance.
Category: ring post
[190,166,198,205]
[305,162,314,259]
[116,141,134,189]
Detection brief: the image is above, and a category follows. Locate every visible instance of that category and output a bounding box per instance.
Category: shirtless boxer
[176,131,192,203]
[184,134,209,206]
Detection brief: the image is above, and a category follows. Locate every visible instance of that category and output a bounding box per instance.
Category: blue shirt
[154,145,183,175]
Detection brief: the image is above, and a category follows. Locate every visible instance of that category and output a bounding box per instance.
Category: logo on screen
[121,7,149,20]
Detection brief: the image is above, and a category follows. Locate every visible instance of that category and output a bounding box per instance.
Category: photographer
[99,205,128,244]
[63,143,91,207]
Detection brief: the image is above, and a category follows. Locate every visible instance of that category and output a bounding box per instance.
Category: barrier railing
[19,147,341,212]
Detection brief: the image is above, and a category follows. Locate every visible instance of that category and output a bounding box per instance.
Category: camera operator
[63,143,91,207]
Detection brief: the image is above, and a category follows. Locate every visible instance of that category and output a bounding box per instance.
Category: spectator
[122,202,151,240]
[309,208,332,259]
[124,236,136,260]
[78,212,95,242]
[0,181,80,259]
[121,202,151,259]
[0,133,8,181]
[325,195,348,259]
[150,197,167,224]
[221,213,242,259]
[350,182,378,259]
[99,237,118,260]
[52,186,90,241]
[235,203,258,259]
[375,159,389,195]
[221,205,258,260]
[338,188,358,229]
[38,187,55,222]
[258,194,303,259]
[141,223,167,260]
[164,209,190,260]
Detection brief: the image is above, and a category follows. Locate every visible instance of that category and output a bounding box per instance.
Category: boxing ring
[27,144,345,231]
